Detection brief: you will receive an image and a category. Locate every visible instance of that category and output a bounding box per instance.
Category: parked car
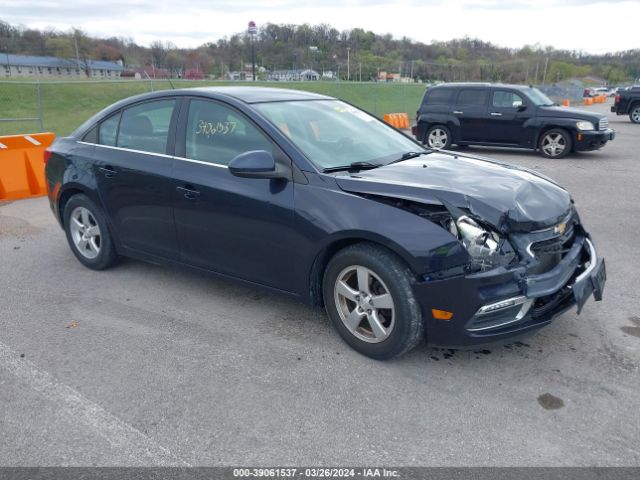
[45,87,606,359]
[413,83,615,158]
[583,87,595,98]
[593,87,612,97]
[611,85,640,123]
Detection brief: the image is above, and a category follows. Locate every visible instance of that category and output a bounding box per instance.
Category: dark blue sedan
[44,87,606,359]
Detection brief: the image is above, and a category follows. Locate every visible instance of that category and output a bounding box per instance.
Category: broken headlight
[448,215,516,271]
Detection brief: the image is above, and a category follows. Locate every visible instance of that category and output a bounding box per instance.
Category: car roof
[150,86,334,104]
[429,82,535,91]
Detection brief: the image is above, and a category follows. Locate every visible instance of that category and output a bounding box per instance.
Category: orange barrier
[0,132,55,201]
[562,99,570,107]
[383,113,410,129]
[583,97,593,106]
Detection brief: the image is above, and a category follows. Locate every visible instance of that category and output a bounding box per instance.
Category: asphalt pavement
[1,100,638,466]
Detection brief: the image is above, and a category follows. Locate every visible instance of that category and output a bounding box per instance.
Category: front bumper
[413,235,606,347]
[574,129,615,151]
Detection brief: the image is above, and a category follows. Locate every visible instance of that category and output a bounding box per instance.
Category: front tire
[322,243,424,360]
[63,194,119,270]
[539,128,572,159]
[630,105,640,124]
[425,125,452,149]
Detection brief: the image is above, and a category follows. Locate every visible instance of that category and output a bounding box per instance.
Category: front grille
[598,118,608,130]
[530,224,575,257]
[527,222,576,274]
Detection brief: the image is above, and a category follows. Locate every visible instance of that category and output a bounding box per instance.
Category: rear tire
[322,243,424,360]
[630,105,640,124]
[424,125,452,149]
[63,194,119,270]
[539,128,572,159]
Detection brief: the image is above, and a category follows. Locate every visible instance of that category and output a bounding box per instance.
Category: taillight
[615,94,620,104]
[44,148,52,164]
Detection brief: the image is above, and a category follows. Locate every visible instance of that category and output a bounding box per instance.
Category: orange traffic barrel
[562,99,570,107]
[0,132,55,200]
[384,113,410,129]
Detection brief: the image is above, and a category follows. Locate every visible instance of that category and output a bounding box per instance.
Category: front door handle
[453,110,463,115]
[99,166,118,178]
[490,112,503,117]
[176,186,201,200]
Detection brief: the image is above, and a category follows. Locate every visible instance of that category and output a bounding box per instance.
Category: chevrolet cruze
[45,87,606,359]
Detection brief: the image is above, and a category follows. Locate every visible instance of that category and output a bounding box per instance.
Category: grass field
[0,79,426,136]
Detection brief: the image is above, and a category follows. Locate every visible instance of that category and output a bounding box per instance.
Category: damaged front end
[357,193,606,347]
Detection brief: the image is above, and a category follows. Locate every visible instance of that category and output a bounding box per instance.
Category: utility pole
[347,47,350,81]
[542,57,549,85]
[248,21,257,81]
[359,62,362,82]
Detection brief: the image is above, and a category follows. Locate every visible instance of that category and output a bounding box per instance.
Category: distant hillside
[1,19,638,84]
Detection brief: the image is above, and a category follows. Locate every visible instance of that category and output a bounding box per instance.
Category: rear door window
[117,99,176,154]
[456,89,489,106]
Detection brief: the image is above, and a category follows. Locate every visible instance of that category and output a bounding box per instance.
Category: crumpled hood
[334,153,572,232]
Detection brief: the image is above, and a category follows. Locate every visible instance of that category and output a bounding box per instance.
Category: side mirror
[515,103,527,112]
[228,150,285,179]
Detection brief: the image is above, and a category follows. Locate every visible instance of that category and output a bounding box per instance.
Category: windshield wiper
[386,150,431,165]
[322,161,382,173]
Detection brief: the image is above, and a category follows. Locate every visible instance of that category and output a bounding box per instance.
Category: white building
[1,54,124,79]
[268,69,320,81]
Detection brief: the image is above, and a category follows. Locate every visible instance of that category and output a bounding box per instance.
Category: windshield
[526,88,554,106]
[254,100,424,170]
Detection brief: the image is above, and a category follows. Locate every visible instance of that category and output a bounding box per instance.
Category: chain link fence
[0,79,428,136]
[0,78,590,137]
[0,81,44,135]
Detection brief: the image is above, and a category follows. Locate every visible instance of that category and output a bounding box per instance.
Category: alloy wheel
[541,132,567,157]
[69,206,101,259]
[333,265,395,343]
[427,128,448,148]
[632,107,640,123]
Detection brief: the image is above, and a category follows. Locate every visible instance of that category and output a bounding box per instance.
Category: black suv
[611,86,640,123]
[413,83,615,158]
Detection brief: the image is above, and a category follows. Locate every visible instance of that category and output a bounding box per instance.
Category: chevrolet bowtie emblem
[554,222,567,235]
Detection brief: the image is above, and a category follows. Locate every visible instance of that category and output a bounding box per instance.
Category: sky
[2,0,639,54]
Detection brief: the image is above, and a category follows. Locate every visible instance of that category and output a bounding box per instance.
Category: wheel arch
[417,114,459,143]
[308,234,417,308]
[57,184,98,227]
[535,124,573,151]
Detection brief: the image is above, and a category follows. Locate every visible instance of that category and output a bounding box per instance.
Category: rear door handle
[490,112,503,117]
[176,186,201,200]
[453,110,463,115]
[99,166,118,178]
